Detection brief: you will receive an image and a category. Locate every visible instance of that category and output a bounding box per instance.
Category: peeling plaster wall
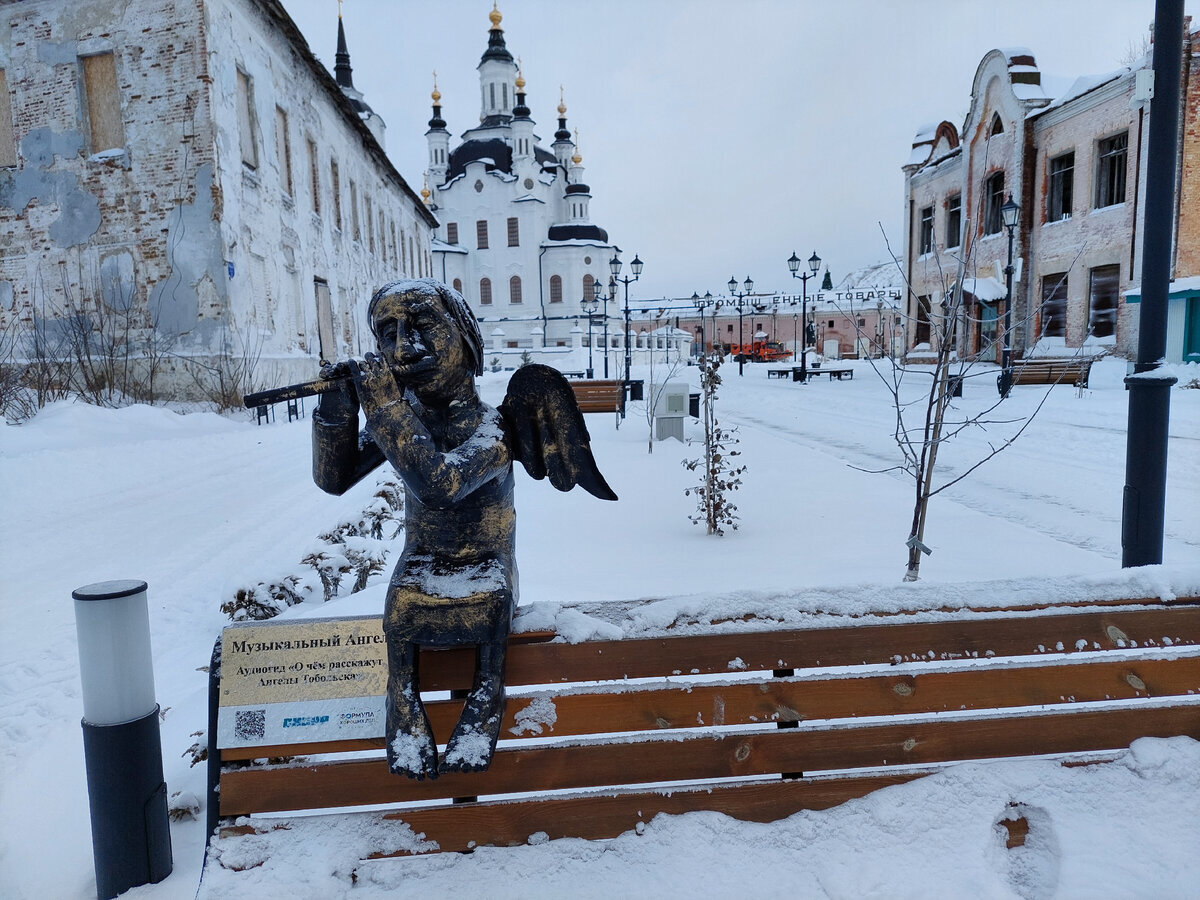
[1,0,434,394]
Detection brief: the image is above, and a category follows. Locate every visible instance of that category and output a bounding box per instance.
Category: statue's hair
[368,278,483,376]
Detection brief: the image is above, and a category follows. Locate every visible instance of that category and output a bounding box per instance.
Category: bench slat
[221,651,1200,761]
[219,700,1200,815]
[404,604,1200,691]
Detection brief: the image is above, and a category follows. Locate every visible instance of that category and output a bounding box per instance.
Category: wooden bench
[569,378,625,414]
[1011,357,1097,388]
[204,590,1200,869]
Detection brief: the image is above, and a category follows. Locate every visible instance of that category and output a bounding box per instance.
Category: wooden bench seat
[205,591,1200,867]
[794,365,854,382]
[1011,357,1097,388]
[569,379,625,414]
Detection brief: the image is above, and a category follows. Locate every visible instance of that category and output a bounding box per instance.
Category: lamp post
[727,275,754,375]
[580,294,598,379]
[610,252,643,408]
[594,279,612,378]
[792,307,800,361]
[997,195,1020,397]
[692,291,715,361]
[787,250,822,382]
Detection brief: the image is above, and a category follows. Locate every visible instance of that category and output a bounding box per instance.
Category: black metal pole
[801,277,809,381]
[602,293,610,378]
[737,299,745,375]
[586,315,594,379]
[1123,0,1182,568]
[998,222,1016,397]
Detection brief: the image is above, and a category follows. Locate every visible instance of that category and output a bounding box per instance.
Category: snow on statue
[308,278,616,779]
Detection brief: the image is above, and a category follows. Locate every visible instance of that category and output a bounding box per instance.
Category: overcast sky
[280,0,1194,301]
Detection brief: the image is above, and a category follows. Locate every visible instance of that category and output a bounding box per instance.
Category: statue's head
[368,279,484,403]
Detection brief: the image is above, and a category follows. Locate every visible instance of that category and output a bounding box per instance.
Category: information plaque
[216,615,386,749]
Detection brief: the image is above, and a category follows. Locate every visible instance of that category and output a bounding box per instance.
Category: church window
[0,70,15,167]
[480,278,493,305]
[550,275,563,303]
[365,194,374,252]
[489,83,496,109]
[946,194,961,248]
[236,68,258,170]
[274,106,292,196]
[476,220,489,249]
[502,83,508,110]
[81,52,124,154]
[507,217,519,247]
[453,278,463,294]
[350,180,361,241]
[510,276,522,304]
[989,113,1004,136]
[446,222,458,244]
[583,274,595,301]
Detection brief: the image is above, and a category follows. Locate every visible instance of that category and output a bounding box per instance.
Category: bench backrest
[570,379,624,412]
[208,593,1200,860]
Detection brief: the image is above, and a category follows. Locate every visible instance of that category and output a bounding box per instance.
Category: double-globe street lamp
[787,250,822,382]
[610,252,643,411]
[580,293,600,379]
[691,290,715,361]
[727,275,754,375]
[592,278,615,378]
[997,194,1020,398]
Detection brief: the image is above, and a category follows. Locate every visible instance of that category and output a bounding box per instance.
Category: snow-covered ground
[1,356,1198,899]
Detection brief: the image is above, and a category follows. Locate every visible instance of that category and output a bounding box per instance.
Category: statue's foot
[386,694,439,780]
[441,682,505,774]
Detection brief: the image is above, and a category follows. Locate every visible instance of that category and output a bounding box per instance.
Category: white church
[423,7,635,367]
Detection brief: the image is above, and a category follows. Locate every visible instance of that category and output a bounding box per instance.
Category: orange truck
[730,340,792,363]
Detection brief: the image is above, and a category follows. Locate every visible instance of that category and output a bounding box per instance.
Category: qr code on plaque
[234,709,266,741]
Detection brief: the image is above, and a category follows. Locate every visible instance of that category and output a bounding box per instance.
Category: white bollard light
[73,580,172,899]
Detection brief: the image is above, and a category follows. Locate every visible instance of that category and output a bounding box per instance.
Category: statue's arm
[370,402,510,509]
[312,407,385,496]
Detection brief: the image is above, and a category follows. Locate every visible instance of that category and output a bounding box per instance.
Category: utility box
[654,382,688,442]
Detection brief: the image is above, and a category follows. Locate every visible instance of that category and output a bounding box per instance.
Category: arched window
[509,275,522,305]
[990,113,1004,136]
[583,274,595,301]
[452,278,463,295]
[549,275,563,303]
[479,277,492,305]
[983,171,1006,235]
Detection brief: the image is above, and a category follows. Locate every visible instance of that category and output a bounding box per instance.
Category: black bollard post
[73,580,173,900]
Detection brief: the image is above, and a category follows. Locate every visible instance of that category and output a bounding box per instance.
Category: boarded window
[330,159,341,228]
[1040,273,1068,338]
[236,69,258,169]
[350,180,360,240]
[507,217,519,247]
[314,278,335,361]
[453,278,462,294]
[1095,133,1127,208]
[983,172,1005,235]
[915,294,932,345]
[476,220,489,249]
[446,222,458,244]
[1048,152,1074,221]
[946,194,961,249]
[81,53,124,153]
[307,138,320,214]
[510,275,522,304]
[0,70,15,167]
[549,275,563,303]
[365,195,374,252]
[1088,264,1120,338]
[919,206,933,255]
[480,278,492,305]
[274,107,292,196]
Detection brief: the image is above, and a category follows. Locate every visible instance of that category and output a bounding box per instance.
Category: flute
[242,361,358,408]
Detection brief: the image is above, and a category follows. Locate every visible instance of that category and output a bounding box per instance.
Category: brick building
[902,20,1200,365]
[0,0,436,399]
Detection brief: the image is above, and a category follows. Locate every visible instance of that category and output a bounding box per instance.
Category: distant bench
[794,364,853,383]
[570,379,625,415]
[204,591,1200,871]
[1011,357,1097,389]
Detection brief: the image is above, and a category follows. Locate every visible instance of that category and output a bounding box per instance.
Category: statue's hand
[350,353,405,426]
[316,362,359,423]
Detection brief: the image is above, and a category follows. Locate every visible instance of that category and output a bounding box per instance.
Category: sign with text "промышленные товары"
[217,615,387,748]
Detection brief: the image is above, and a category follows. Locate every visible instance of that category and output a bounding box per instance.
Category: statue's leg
[384,636,438,780]
[441,612,510,774]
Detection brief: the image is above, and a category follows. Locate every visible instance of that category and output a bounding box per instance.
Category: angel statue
[311,278,616,780]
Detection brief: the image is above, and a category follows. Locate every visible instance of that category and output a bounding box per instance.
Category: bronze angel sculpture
[309,278,616,779]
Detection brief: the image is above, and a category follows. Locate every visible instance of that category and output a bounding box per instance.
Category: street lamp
[692,290,715,361]
[997,194,1020,397]
[580,293,599,379]
[592,278,613,378]
[611,252,643,411]
[727,275,754,375]
[787,250,821,382]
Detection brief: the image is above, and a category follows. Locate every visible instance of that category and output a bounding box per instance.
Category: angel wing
[497,364,618,501]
